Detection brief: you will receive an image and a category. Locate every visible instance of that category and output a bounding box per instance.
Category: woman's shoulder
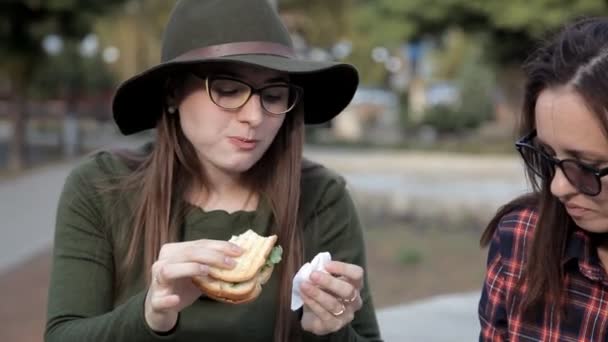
[63,145,151,197]
[494,206,538,243]
[69,144,150,181]
[299,158,349,214]
[65,154,119,190]
[300,158,346,194]
[490,206,539,268]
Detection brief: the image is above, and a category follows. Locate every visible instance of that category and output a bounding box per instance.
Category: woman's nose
[550,167,578,198]
[236,94,264,126]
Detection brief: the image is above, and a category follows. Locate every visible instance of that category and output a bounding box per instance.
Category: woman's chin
[218,158,258,174]
[575,218,608,234]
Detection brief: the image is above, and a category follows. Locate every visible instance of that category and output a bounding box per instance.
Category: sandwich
[192,229,283,304]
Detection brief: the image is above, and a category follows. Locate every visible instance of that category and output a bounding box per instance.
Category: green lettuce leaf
[265,245,283,268]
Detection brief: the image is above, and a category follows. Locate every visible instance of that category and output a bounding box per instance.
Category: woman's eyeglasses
[194,74,303,115]
[515,130,608,196]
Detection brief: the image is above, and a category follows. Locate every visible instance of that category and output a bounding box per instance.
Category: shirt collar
[563,228,607,283]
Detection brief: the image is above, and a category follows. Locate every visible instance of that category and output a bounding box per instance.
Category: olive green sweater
[45,149,382,342]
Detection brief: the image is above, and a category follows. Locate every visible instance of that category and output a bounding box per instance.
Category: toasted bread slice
[192,274,257,300]
[192,265,274,303]
[208,229,277,283]
[204,283,262,304]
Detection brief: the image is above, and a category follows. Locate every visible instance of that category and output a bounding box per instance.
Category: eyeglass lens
[519,145,600,195]
[208,78,297,114]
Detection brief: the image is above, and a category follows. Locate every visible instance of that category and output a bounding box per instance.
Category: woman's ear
[167,104,177,114]
[166,93,178,114]
[164,76,184,114]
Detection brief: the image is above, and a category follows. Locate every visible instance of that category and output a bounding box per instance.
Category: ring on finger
[343,290,358,303]
[331,303,346,316]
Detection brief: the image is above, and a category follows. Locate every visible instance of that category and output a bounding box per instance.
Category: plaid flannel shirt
[479,207,608,341]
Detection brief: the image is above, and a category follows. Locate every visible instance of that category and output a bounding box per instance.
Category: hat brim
[112,55,358,135]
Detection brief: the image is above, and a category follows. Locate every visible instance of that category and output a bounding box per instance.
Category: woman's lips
[228,137,258,150]
[565,203,590,218]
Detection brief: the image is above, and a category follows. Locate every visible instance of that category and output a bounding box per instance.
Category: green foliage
[279,0,353,47]
[456,65,494,131]
[348,0,608,75]
[0,0,129,169]
[0,0,129,95]
[419,30,495,134]
[29,41,116,99]
[396,247,423,266]
[420,105,465,134]
[0,0,127,62]
[421,104,490,134]
[481,0,606,36]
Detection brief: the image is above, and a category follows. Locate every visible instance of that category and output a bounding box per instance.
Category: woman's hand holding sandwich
[144,240,243,332]
[299,261,364,335]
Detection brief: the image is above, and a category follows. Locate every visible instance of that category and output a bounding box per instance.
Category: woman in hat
[44,0,381,341]
[479,17,608,341]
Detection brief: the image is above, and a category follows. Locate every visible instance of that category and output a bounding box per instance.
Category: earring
[167,106,176,114]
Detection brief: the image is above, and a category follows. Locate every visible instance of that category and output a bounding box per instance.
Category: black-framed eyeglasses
[196,75,302,115]
[515,130,608,196]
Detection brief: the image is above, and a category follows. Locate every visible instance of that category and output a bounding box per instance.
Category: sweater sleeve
[302,174,383,342]
[478,219,510,342]
[44,161,172,342]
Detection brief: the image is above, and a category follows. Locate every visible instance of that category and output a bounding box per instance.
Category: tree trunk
[7,83,27,172]
[62,96,80,159]
[494,64,525,132]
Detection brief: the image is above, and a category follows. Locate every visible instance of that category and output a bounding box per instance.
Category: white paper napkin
[291,251,332,311]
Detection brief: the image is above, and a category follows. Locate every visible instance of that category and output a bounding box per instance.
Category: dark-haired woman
[479,17,608,341]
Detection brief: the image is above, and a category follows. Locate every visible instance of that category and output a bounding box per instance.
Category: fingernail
[231,244,242,253]
[310,272,321,283]
[301,282,314,294]
[224,257,235,266]
[200,265,208,274]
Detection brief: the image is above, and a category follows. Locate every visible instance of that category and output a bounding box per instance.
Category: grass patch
[364,222,486,308]
[396,247,424,266]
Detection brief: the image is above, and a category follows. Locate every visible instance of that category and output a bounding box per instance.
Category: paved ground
[0,250,52,342]
[0,163,73,274]
[377,291,480,341]
[0,144,512,341]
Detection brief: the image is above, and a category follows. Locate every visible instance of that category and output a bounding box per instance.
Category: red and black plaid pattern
[479,207,608,341]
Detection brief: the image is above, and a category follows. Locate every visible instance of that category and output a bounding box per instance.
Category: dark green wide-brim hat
[112,0,359,135]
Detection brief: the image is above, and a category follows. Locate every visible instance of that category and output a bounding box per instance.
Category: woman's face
[535,86,608,233]
[176,64,288,176]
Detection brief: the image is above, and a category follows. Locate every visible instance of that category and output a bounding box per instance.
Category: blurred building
[332,87,401,144]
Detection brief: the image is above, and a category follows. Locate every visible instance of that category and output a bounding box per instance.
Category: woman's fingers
[144,240,244,329]
[301,282,351,319]
[301,283,339,321]
[309,271,354,300]
[188,248,238,269]
[147,238,247,316]
[324,261,364,289]
[300,282,356,335]
[158,240,243,269]
[194,239,244,256]
[150,293,180,311]
[155,262,209,285]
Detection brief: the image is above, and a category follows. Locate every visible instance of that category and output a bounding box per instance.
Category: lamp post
[42,33,101,159]
[42,34,80,159]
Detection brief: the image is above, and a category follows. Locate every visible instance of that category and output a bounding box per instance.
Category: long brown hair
[480,17,608,315]
[110,74,305,341]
